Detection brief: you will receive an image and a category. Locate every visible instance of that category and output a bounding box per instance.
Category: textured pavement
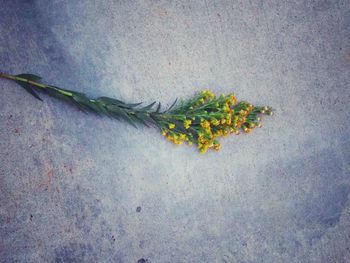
[0,1,349,262]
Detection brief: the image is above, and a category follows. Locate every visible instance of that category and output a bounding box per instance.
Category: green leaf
[45,87,72,102]
[97,96,124,106]
[139,101,156,111]
[71,93,93,112]
[155,102,161,113]
[14,81,42,101]
[164,98,177,113]
[16,73,42,82]
[135,116,150,127]
[72,93,89,105]
[120,102,143,108]
[106,104,138,128]
[89,100,110,116]
[136,112,157,126]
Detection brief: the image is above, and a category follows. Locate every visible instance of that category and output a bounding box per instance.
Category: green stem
[0,72,73,97]
[0,72,46,88]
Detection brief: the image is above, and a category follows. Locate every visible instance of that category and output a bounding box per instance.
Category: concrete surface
[0,0,349,262]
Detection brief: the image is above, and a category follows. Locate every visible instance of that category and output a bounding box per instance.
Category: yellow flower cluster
[160,90,272,153]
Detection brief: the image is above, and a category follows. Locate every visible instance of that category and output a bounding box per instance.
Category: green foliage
[15,74,43,101]
[0,72,273,153]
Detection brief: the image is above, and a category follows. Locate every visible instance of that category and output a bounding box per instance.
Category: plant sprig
[0,72,273,153]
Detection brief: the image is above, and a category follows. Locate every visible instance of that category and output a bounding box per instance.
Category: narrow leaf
[120,102,143,108]
[15,81,42,101]
[97,96,124,106]
[106,105,138,128]
[155,102,161,113]
[16,73,42,82]
[139,101,156,112]
[136,112,157,126]
[45,87,73,102]
[164,98,178,113]
[88,101,110,116]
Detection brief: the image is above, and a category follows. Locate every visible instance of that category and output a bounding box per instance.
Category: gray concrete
[0,1,349,262]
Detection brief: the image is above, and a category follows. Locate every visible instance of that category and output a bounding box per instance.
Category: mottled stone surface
[0,1,349,262]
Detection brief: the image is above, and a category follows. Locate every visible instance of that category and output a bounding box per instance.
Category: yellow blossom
[200,120,210,129]
[199,145,209,154]
[230,94,236,105]
[213,144,220,151]
[179,134,187,140]
[157,89,272,153]
[201,90,215,99]
[243,127,251,133]
[239,110,246,115]
[211,119,220,126]
[184,119,192,129]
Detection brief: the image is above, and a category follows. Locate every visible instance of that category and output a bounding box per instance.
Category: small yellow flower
[239,110,246,115]
[202,90,215,99]
[184,119,192,129]
[198,135,205,143]
[243,127,251,133]
[168,123,175,129]
[211,119,220,126]
[223,103,230,112]
[199,145,208,154]
[230,94,236,105]
[200,120,210,129]
[179,134,187,140]
[213,144,220,151]
[213,130,223,137]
